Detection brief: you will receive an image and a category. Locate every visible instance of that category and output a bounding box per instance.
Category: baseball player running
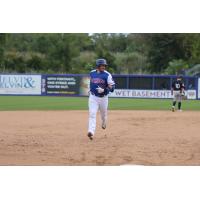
[171,75,185,112]
[87,58,115,140]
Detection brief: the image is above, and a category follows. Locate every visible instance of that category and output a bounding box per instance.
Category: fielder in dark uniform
[171,75,185,112]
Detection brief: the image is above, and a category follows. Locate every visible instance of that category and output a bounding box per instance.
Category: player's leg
[177,94,182,111]
[178,102,182,111]
[88,95,99,138]
[99,96,108,129]
[172,92,177,112]
[172,101,176,112]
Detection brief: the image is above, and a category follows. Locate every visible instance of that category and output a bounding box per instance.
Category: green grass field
[0,96,199,111]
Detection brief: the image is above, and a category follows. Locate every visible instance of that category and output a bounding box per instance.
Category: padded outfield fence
[0,74,200,99]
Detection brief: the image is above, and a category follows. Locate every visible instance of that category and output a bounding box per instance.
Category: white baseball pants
[173,91,182,102]
[88,94,108,135]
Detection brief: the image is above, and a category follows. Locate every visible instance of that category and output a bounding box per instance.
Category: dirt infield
[0,110,200,165]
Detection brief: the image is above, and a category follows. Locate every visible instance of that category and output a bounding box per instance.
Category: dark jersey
[172,80,185,91]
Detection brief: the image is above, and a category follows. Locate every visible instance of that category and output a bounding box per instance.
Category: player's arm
[89,72,92,92]
[180,83,185,95]
[96,73,115,94]
[107,84,115,92]
[96,84,115,94]
[181,82,185,91]
[106,73,115,93]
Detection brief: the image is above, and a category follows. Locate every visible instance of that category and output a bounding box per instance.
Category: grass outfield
[0,96,199,111]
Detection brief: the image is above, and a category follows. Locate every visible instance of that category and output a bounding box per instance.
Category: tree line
[0,33,200,75]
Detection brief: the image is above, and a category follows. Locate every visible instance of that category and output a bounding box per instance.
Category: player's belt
[90,92,105,98]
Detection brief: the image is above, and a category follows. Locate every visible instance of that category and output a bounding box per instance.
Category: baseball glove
[181,91,187,100]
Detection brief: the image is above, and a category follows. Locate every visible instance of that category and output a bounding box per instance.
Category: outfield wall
[0,74,199,99]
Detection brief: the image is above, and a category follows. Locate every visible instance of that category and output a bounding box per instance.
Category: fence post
[185,77,189,90]
[152,76,155,90]
[195,77,199,100]
[126,76,129,89]
[170,77,173,90]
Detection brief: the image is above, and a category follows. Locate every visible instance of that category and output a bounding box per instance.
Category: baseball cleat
[87,132,93,140]
[172,106,175,112]
[102,124,106,129]
[102,122,106,129]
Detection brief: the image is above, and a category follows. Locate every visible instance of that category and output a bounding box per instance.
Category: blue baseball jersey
[89,70,115,97]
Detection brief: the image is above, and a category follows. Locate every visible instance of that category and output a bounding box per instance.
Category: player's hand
[96,86,104,94]
[108,84,112,89]
[181,91,185,96]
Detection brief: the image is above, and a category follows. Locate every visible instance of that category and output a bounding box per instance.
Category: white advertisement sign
[198,78,200,99]
[186,90,196,100]
[110,89,196,99]
[0,75,41,95]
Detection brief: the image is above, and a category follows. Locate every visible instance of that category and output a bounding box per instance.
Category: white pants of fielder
[173,91,183,102]
[88,94,108,135]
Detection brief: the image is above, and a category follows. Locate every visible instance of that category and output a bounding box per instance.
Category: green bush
[164,59,189,75]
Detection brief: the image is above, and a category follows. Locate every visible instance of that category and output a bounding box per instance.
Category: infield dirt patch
[0,110,200,165]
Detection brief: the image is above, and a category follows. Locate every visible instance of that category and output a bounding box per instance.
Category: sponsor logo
[110,89,196,99]
[0,76,36,89]
[0,75,41,95]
